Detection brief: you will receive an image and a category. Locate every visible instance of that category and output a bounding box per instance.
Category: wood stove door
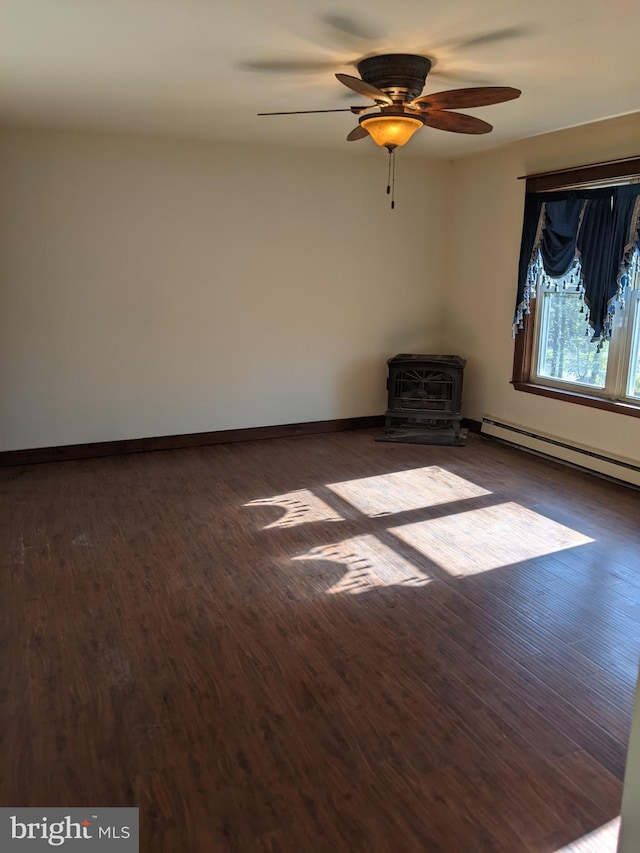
[389,368,459,415]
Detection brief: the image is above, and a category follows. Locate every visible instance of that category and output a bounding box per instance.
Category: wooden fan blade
[410,87,521,110]
[351,105,378,114]
[428,70,497,86]
[257,108,359,116]
[347,126,370,141]
[320,13,382,43]
[423,25,531,54]
[421,110,493,134]
[335,73,393,104]
[241,59,341,73]
[454,26,530,50]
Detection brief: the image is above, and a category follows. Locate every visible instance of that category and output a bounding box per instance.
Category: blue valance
[514,183,640,342]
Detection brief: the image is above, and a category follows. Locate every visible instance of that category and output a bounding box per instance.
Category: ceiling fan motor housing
[357,54,432,101]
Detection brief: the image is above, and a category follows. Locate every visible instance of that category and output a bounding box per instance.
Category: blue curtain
[514,183,640,340]
[541,198,583,277]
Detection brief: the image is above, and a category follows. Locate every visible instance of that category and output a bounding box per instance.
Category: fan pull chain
[391,148,396,210]
[386,147,397,210]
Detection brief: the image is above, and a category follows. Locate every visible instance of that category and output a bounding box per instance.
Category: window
[512,158,640,418]
[533,250,640,400]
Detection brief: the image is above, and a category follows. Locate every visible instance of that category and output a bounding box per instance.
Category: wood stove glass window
[394,369,453,412]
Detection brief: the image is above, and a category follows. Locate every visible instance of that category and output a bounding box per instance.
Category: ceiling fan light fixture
[359,114,423,148]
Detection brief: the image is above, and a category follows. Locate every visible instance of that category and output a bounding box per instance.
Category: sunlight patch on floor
[326,466,491,517]
[390,502,594,576]
[554,816,620,851]
[244,489,343,529]
[292,535,433,595]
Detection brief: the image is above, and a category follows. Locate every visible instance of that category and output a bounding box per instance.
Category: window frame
[512,155,640,419]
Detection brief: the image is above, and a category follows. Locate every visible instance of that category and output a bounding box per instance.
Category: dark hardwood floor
[1,430,638,851]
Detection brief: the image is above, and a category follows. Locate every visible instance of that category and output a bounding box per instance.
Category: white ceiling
[2,0,639,157]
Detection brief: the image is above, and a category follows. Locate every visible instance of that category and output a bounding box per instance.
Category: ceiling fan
[258,54,520,208]
[258,53,521,149]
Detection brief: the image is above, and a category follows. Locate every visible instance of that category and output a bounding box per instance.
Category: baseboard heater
[480,417,640,489]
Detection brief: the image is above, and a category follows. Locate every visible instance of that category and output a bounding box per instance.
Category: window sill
[511,381,640,419]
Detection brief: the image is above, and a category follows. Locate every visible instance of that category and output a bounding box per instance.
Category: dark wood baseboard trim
[142,416,385,453]
[0,416,386,467]
[462,417,482,434]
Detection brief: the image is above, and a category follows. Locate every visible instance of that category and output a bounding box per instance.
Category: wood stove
[377,354,467,445]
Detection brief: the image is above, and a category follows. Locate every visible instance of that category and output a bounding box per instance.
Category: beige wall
[447,112,640,466]
[0,129,450,450]
[2,114,639,455]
